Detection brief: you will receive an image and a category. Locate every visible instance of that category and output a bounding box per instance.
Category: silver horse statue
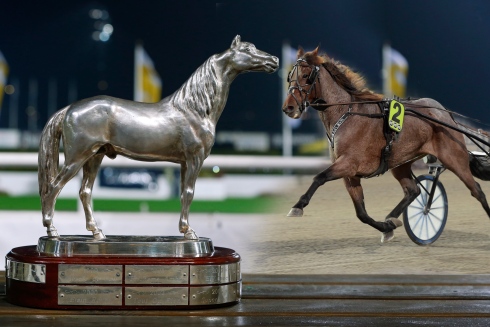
[38,35,279,240]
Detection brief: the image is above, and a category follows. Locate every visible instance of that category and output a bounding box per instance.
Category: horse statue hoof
[381,230,395,243]
[287,208,304,217]
[184,229,198,240]
[47,229,60,238]
[93,230,106,240]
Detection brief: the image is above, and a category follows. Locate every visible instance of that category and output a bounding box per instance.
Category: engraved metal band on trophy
[125,265,188,284]
[56,284,242,307]
[58,265,123,284]
[6,259,46,284]
[58,286,123,306]
[52,262,242,306]
[189,283,241,306]
[190,263,238,284]
[125,287,188,306]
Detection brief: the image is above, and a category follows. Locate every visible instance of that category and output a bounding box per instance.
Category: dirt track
[249,169,490,275]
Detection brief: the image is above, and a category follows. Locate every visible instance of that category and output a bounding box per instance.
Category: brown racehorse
[282,47,490,242]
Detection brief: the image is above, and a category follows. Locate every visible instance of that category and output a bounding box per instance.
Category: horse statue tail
[38,107,68,198]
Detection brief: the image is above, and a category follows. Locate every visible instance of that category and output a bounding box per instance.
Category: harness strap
[326,107,352,148]
[325,100,387,150]
[364,102,395,179]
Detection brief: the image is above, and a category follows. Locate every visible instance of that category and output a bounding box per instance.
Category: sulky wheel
[403,174,448,245]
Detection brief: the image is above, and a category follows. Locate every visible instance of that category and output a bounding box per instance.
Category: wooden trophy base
[5,236,241,310]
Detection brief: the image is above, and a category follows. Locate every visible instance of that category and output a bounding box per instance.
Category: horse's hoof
[93,230,106,240]
[381,230,395,243]
[184,229,198,240]
[287,208,303,217]
[47,229,60,238]
[386,217,403,228]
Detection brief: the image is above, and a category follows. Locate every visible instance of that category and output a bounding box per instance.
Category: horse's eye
[245,47,251,52]
[302,74,308,78]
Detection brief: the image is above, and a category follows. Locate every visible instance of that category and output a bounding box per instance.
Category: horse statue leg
[178,156,203,240]
[79,154,106,240]
[41,161,86,237]
[381,163,419,242]
[41,184,60,238]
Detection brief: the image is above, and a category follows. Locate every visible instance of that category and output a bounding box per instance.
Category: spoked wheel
[403,174,448,245]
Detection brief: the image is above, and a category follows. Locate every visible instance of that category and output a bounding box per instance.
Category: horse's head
[227,35,279,74]
[282,47,322,119]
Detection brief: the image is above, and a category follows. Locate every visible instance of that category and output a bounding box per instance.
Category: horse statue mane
[170,57,219,118]
[302,49,383,101]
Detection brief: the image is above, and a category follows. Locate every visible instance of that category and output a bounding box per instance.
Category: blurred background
[1,0,490,260]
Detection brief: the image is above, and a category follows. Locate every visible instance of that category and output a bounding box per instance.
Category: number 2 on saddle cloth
[388,100,405,132]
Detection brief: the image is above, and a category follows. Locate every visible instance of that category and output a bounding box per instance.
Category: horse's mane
[304,52,383,101]
[170,56,219,117]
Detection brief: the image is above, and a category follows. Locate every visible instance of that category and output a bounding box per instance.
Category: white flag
[134,44,162,103]
[0,50,8,110]
[383,44,408,98]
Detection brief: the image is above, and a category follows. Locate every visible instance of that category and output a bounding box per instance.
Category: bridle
[287,58,320,113]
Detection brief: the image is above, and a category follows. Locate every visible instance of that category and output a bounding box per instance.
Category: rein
[312,97,490,158]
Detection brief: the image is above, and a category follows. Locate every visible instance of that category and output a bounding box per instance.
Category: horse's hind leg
[79,154,105,240]
[381,163,420,242]
[439,152,490,217]
[41,161,85,237]
[343,177,402,234]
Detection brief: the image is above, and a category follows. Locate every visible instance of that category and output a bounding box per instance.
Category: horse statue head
[225,35,279,75]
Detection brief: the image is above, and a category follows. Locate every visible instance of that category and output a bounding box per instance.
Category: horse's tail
[469,153,490,181]
[38,107,68,198]
[453,122,490,181]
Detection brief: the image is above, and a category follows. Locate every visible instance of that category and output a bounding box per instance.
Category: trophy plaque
[6,236,241,309]
[4,36,278,310]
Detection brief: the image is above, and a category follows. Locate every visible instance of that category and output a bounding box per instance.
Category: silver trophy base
[6,236,241,309]
[37,235,214,257]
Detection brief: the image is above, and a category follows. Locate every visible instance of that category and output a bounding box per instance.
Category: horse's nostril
[283,106,294,113]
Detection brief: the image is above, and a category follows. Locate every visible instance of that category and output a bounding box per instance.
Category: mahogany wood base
[6,245,241,310]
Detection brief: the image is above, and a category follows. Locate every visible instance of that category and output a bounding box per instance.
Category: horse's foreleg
[178,157,203,240]
[79,154,105,240]
[343,176,402,238]
[287,160,354,217]
[41,162,84,237]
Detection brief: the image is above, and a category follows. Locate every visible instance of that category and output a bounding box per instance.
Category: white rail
[0,152,330,171]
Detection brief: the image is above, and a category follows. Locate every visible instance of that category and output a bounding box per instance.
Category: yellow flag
[0,50,8,110]
[383,44,408,98]
[134,44,161,103]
